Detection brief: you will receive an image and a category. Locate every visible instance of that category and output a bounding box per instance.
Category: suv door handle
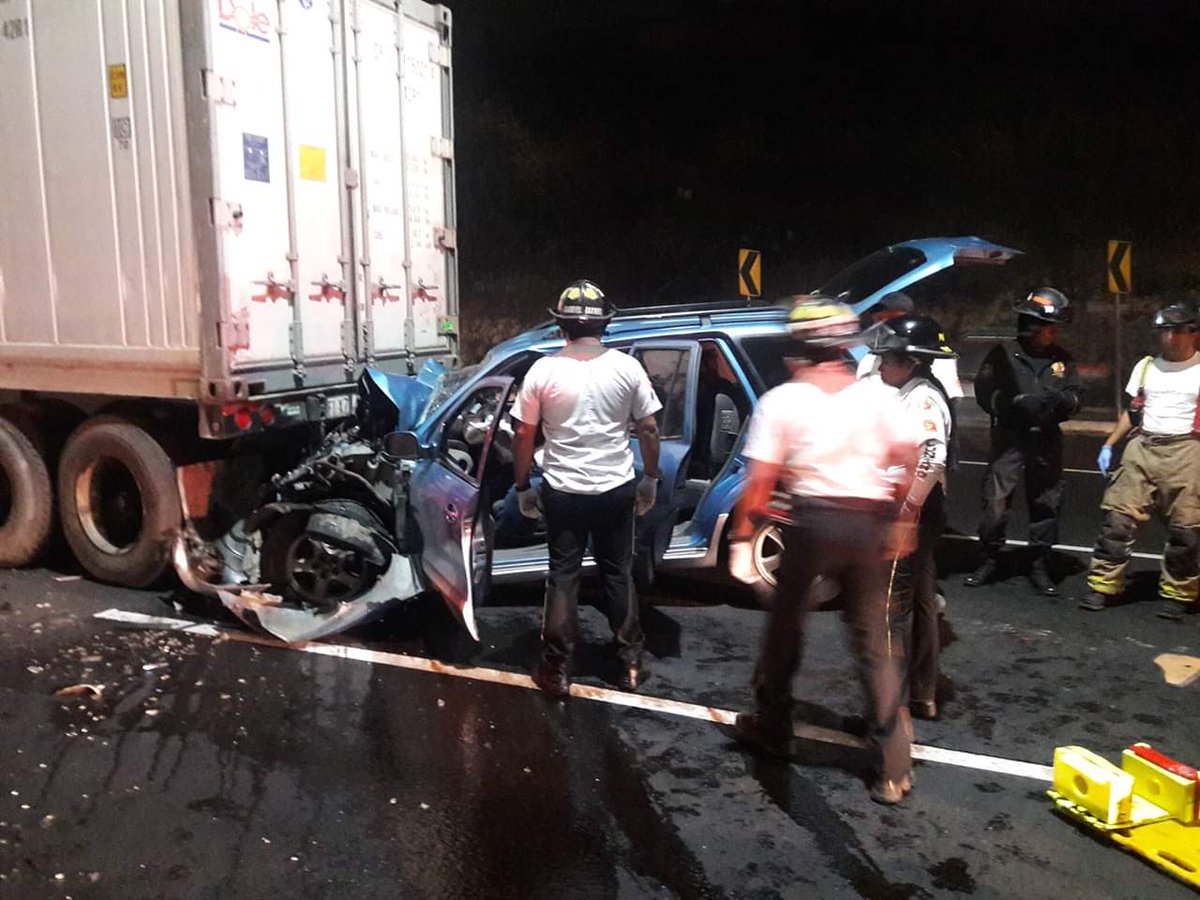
[445,504,460,524]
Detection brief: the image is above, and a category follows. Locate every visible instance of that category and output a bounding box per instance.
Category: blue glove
[1097,445,1113,476]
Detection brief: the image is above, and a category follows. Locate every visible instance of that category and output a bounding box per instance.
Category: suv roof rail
[613,300,776,318]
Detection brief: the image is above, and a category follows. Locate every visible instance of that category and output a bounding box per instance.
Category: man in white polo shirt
[727,297,920,805]
[1077,303,1200,620]
[511,280,663,696]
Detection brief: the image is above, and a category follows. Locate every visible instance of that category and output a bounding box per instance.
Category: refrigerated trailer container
[0,0,458,586]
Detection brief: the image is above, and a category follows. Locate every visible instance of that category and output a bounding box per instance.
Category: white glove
[635,474,658,517]
[729,539,759,584]
[517,485,542,520]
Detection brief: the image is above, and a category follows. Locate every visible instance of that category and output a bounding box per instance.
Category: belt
[792,496,893,516]
[1139,432,1197,446]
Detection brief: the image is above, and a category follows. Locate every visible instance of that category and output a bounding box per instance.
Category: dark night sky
[446,0,1200,335]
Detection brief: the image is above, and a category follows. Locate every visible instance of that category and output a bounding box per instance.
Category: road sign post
[1107,240,1132,416]
[738,248,761,302]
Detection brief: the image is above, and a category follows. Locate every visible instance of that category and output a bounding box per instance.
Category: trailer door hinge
[202,69,238,105]
[434,226,457,250]
[430,137,454,160]
[428,44,451,68]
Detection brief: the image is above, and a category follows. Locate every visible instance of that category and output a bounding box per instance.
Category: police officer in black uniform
[965,287,1082,595]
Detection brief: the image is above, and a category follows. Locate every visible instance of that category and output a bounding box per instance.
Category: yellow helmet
[786,295,862,346]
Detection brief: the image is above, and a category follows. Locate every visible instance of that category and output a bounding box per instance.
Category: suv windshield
[819,246,926,306]
[421,364,481,422]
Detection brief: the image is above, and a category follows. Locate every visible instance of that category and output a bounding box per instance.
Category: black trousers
[978,426,1063,557]
[887,485,945,705]
[540,479,643,669]
[753,499,909,782]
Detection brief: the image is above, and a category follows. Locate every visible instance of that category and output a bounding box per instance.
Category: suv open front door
[408,376,515,640]
[627,340,700,579]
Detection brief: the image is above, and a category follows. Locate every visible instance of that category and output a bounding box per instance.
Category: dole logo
[219,0,271,41]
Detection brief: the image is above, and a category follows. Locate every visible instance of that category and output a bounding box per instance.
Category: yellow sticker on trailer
[108,64,128,99]
[299,145,326,182]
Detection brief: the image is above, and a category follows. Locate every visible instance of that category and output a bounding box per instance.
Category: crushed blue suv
[180,237,1020,642]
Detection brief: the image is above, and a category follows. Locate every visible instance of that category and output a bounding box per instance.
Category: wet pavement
[2,555,1197,899]
[1,437,1198,899]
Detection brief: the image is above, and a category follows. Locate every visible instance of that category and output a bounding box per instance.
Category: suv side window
[631,347,689,439]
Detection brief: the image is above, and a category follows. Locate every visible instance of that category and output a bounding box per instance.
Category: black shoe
[532,663,570,698]
[1029,559,1058,596]
[1077,591,1111,612]
[869,772,914,805]
[618,658,650,692]
[732,711,792,758]
[910,699,938,720]
[964,558,998,587]
[1156,599,1191,621]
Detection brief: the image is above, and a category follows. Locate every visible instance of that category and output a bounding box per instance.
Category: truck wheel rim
[76,457,143,555]
[753,524,784,587]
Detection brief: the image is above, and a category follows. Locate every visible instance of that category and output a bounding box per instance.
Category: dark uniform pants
[978,426,1063,557]
[540,479,644,669]
[753,499,910,782]
[887,486,945,706]
[1087,435,1200,604]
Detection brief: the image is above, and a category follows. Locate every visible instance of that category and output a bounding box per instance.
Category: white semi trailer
[0,0,459,587]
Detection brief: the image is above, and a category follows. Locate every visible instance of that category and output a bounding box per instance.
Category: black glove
[1043,389,1079,422]
[1012,393,1048,420]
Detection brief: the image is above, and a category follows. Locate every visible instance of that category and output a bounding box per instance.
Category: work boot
[1156,599,1191,621]
[1077,591,1112,612]
[532,661,571,698]
[964,557,998,587]
[869,772,914,805]
[910,699,938,721]
[732,711,792,758]
[617,655,650,692]
[1029,558,1058,596]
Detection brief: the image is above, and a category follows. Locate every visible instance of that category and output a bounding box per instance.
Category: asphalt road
[1,530,1196,899]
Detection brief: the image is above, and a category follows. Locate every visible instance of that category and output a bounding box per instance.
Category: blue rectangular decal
[243,133,270,183]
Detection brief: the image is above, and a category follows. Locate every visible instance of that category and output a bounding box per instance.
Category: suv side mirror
[384,431,422,460]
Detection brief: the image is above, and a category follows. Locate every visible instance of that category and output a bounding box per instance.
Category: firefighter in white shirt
[868,315,956,722]
[727,297,920,805]
[511,280,663,696]
[1077,303,1200,620]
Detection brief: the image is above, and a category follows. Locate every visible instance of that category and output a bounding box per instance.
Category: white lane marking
[94,608,1052,782]
[958,460,1099,476]
[941,533,1164,562]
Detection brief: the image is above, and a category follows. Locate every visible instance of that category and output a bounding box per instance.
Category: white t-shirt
[511,350,662,494]
[743,377,916,502]
[1125,352,1200,435]
[856,353,964,399]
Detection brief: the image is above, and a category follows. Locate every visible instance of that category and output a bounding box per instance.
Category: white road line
[941,533,1164,562]
[95,608,1054,782]
[958,460,1099,476]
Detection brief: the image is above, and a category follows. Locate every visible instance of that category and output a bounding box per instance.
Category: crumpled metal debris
[53,683,104,699]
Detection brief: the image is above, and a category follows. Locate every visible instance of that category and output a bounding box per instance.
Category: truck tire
[0,416,53,566]
[57,417,181,587]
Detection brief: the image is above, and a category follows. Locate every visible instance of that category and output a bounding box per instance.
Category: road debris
[53,684,104,699]
[1155,654,1200,688]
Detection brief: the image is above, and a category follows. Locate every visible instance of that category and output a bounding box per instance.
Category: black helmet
[1014,287,1073,324]
[548,279,614,325]
[786,295,863,346]
[868,314,957,358]
[1153,303,1198,330]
